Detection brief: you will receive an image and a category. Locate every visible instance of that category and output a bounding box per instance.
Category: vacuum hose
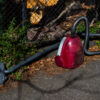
[71,16,100,55]
[4,42,59,74]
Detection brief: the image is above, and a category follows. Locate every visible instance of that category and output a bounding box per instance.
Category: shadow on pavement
[16,70,100,100]
[17,73,83,100]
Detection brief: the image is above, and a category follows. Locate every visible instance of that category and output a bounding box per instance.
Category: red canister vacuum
[55,16,100,69]
[55,17,87,69]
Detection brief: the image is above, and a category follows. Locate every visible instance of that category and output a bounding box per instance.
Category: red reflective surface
[55,34,84,69]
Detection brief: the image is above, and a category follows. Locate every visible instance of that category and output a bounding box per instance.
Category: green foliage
[76,22,85,33]
[90,21,100,33]
[0,18,37,79]
[12,72,22,81]
[96,41,100,48]
[76,21,100,33]
[76,21,100,48]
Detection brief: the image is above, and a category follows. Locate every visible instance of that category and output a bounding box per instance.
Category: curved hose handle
[71,16,89,37]
[71,16,100,55]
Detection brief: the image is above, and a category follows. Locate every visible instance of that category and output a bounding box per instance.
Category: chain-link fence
[0,0,25,32]
[0,0,64,32]
[0,0,98,33]
[0,1,97,29]
[0,0,99,47]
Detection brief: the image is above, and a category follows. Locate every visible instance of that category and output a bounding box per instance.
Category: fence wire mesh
[0,0,97,32]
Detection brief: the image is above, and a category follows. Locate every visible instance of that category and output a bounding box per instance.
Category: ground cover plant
[0,18,37,80]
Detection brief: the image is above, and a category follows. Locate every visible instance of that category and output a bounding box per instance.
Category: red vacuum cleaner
[55,20,84,69]
[55,34,84,69]
[55,16,100,69]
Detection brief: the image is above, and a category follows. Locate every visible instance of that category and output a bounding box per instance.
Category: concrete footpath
[0,60,100,100]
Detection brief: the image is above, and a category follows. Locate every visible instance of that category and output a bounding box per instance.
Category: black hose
[71,16,100,56]
[4,42,59,74]
[78,32,100,37]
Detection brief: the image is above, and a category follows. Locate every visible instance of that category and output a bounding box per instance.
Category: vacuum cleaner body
[55,16,100,69]
[55,34,84,69]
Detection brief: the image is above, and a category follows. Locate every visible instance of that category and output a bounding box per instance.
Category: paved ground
[0,59,100,100]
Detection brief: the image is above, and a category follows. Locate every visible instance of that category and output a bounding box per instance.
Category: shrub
[0,18,37,80]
